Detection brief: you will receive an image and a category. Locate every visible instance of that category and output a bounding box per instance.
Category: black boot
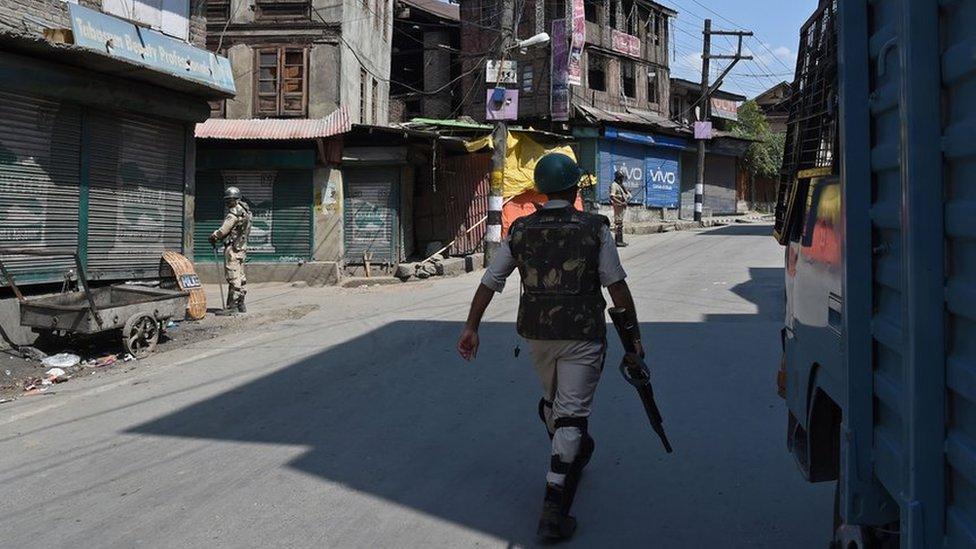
[615,225,628,247]
[537,484,577,542]
[237,296,247,313]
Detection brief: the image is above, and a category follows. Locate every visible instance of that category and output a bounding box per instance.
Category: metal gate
[438,153,490,255]
[194,170,312,262]
[86,112,185,280]
[343,166,399,264]
[0,91,82,283]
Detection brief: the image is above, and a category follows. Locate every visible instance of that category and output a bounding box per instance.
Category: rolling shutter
[194,170,312,262]
[0,91,81,283]
[344,166,399,264]
[87,112,185,280]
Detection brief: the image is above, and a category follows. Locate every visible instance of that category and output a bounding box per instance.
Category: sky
[661,0,819,98]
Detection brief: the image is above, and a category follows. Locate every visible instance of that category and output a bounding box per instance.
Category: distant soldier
[208,186,252,313]
[457,153,643,542]
[609,170,632,247]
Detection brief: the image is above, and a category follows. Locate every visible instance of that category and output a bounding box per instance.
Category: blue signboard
[68,4,235,95]
[644,148,680,208]
[598,140,681,208]
[598,140,646,205]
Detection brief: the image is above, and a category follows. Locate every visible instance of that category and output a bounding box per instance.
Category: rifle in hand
[608,307,673,453]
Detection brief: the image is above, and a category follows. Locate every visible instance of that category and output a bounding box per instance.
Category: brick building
[390,0,461,122]
[459,0,674,126]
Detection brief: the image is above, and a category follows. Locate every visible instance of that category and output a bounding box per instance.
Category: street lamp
[511,32,550,53]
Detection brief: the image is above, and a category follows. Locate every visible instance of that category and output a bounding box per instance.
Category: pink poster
[567,0,585,86]
[611,30,641,57]
[550,19,569,121]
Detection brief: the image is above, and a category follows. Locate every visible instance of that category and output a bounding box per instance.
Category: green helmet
[534,153,581,194]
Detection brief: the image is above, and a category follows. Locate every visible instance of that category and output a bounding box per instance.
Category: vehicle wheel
[122,314,159,359]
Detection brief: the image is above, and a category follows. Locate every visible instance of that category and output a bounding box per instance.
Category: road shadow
[698,223,774,237]
[126,264,826,547]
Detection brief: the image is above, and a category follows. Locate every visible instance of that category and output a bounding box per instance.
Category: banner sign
[710,97,741,120]
[550,19,570,121]
[611,30,640,57]
[486,60,518,84]
[694,121,714,140]
[69,3,235,94]
[486,89,519,120]
[598,141,681,208]
[568,0,585,86]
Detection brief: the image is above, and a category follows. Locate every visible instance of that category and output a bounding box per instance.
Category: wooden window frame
[254,46,309,118]
[207,0,231,23]
[254,0,311,22]
[621,59,636,98]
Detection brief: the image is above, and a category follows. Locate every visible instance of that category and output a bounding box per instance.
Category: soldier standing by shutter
[208,186,252,313]
[610,169,632,247]
[457,153,644,542]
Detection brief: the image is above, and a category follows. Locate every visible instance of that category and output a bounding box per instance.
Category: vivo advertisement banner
[598,141,681,208]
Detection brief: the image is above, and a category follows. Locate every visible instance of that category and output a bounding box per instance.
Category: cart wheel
[123,314,160,359]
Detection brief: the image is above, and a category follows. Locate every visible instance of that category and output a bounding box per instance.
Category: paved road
[0,223,832,548]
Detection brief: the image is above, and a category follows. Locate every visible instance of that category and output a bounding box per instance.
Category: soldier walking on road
[208,186,252,313]
[610,170,632,247]
[457,153,644,542]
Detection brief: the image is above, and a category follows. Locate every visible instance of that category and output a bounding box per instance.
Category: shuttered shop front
[344,166,399,264]
[87,113,186,280]
[194,170,312,262]
[0,92,82,283]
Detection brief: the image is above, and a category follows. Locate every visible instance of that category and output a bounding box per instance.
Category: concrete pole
[694,19,711,222]
[486,0,515,262]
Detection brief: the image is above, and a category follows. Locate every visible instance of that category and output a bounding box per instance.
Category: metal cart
[0,248,189,358]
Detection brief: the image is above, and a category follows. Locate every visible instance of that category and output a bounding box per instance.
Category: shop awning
[195,108,351,140]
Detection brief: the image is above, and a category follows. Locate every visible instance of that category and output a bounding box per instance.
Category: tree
[732,100,784,181]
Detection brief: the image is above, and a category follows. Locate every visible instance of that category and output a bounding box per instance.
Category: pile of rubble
[395,253,485,282]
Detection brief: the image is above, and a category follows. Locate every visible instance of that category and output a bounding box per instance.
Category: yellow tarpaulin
[463,131,591,197]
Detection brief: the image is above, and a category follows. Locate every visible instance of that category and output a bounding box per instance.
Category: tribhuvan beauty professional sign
[69,3,235,94]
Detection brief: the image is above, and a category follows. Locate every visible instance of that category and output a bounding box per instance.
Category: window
[255,47,308,117]
[652,13,662,45]
[647,69,658,103]
[587,53,607,92]
[522,64,534,93]
[372,79,379,123]
[360,69,368,123]
[609,0,617,29]
[206,0,230,22]
[621,60,636,98]
[546,0,565,24]
[584,0,598,23]
[255,0,310,21]
[209,99,225,118]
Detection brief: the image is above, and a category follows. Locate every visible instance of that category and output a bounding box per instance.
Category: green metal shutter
[269,170,312,260]
[86,112,186,280]
[0,91,82,283]
[344,166,399,264]
[194,170,311,262]
[193,171,224,262]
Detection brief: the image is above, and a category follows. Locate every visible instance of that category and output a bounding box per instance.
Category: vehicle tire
[122,313,160,359]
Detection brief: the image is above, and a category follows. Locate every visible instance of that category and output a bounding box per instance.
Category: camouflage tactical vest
[509,206,608,340]
[228,203,252,252]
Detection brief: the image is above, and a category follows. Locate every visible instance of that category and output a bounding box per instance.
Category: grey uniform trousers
[528,338,606,485]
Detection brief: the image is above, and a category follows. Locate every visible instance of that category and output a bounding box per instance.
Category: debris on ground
[44,367,69,383]
[85,354,118,368]
[14,346,47,361]
[123,354,135,362]
[41,353,81,369]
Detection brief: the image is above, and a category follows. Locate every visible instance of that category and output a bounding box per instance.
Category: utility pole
[694,19,753,222]
[486,0,516,262]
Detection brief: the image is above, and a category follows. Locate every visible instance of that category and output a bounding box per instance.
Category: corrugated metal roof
[400,0,459,22]
[195,108,351,140]
[575,104,687,133]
